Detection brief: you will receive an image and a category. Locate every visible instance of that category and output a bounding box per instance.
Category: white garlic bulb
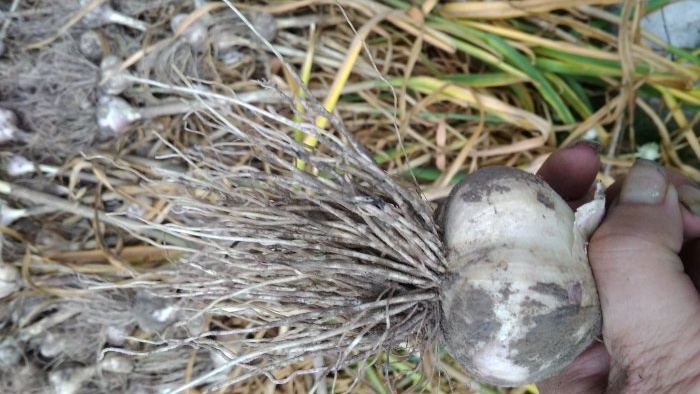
[132,290,179,333]
[0,263,20,298]
[0,339,22,370]
[79,30,104,61]
[440,166,604,386]
[39,331,66,359]
[5,155,35,177]
[49,365,95,394]
[99,354,134,374]
[96,96,141,134]
[77,0,149,31]
[0,108,19,143]
[99,55,133,95]
[105,324,133,346]
[170,13,209,51]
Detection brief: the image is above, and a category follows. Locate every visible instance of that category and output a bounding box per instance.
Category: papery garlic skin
[440,166,603,386]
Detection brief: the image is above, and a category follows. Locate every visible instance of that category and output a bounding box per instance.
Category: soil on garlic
[439,166,602,386]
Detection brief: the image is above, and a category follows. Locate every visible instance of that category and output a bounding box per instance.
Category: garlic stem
[0,203,26,226]
[0,179,192,247]
[101,7,149,31]
[79,0,149,32]
[0,201,60,226]
[5,155,59,177]
[97,96,215,134]
[139,100,206,119]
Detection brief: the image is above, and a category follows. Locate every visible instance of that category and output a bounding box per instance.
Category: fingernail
[567,140,604,154]
[679,184,700,215]
[620,159,668,205]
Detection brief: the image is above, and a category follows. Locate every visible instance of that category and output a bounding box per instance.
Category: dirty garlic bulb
[440,166,604,386]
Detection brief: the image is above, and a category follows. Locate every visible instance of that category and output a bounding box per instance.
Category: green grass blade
[545,73,593,119]
[430,19,576,123]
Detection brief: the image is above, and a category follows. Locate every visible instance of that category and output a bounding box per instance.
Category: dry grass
[0,0,697,393]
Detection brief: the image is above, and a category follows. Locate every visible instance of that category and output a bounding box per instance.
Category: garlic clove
[440,166,602,386]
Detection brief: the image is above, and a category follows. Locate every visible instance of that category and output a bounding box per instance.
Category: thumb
[589,159,700,351]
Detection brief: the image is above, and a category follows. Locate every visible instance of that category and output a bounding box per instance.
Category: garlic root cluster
[440,166,604,386]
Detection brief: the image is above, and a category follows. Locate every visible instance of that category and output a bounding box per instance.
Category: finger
[606,170,700,239]
[538,343,609,394]
[537,141,601,203]
[589,159,700,346]
[681,238,700,291]
[678,185,700,239]
[605,167,693,204]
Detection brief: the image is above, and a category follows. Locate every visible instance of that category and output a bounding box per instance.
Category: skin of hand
[535,142,700,394]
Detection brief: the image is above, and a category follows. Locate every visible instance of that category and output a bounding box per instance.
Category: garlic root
[440,166,603,386]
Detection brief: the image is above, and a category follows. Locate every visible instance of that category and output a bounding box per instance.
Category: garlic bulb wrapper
[440,166,603,386]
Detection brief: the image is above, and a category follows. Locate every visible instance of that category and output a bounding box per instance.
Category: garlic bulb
[5,155,34,176]
[0,202,27,227]
[49,365,95,394]
[0,107,19,143]
[97,96,141,134]
[99,55,133,95]
[105,324,133,346]
[39,332,66,359]
[132,290,179,334]
[0,263,20,299]
[0,339,22,370]
[440,166,604,386]
[77,0,149,31]
[170,13,209,51]
[79,30,104,61]
[100,354,134,374]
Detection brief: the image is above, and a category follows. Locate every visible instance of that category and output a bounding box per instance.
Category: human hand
[536,142,700,393]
